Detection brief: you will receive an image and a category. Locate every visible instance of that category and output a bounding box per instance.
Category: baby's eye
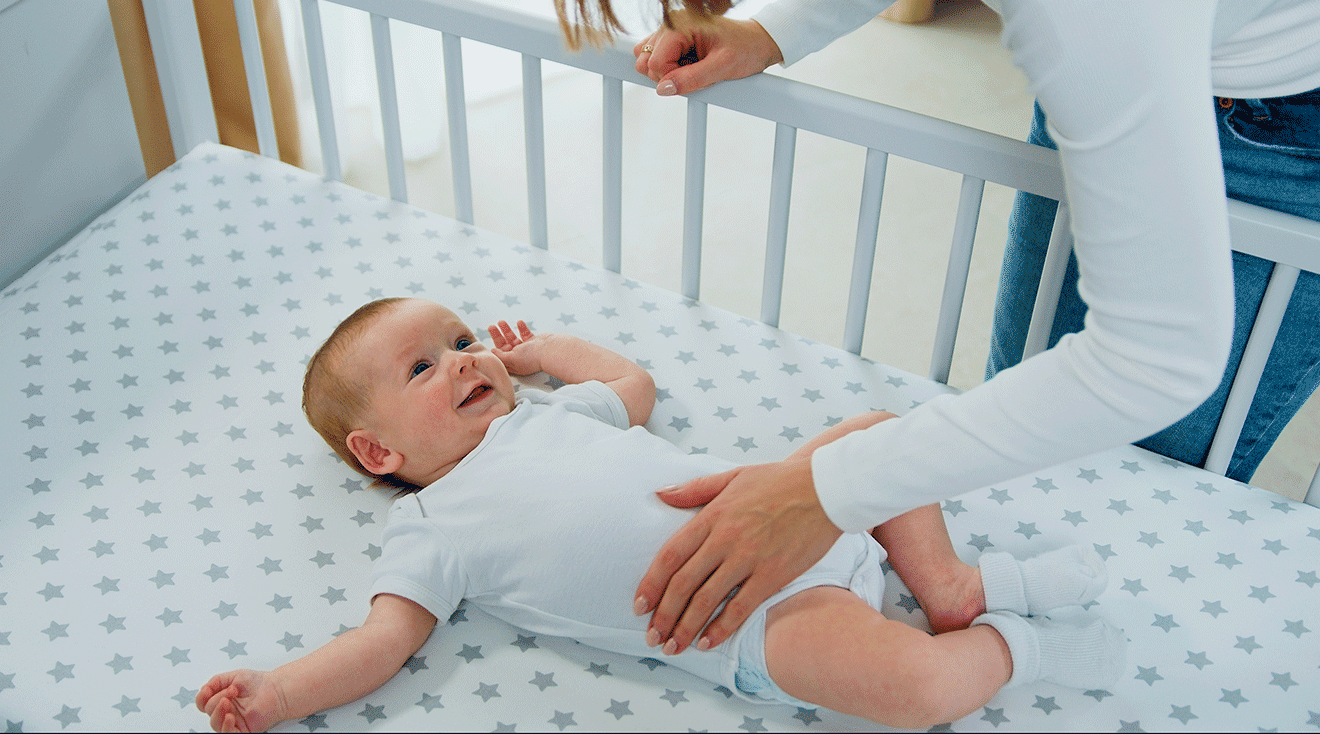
[455,337,474,350]
[410,361,431,379]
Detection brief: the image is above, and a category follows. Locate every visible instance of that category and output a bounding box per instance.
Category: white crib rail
[150,0,1319,502]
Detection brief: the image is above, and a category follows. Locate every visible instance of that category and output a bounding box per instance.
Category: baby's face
[346,299,516,485]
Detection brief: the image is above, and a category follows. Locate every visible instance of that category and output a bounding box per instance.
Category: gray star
[896,594,922,613]
[604,699,633,720]
[1107,499,1132,515]
[357,703,387,723]
[1184,520,1208,536]
[781,362,801,375]
[512,635,539,651]
[149,570,175,588]
[212,601,238,620]
[531,671,557,691]
[1061,509,1086,526]
[793,708,822,725]
[1138,531,1162,548]
[416,692,444,712]
[351,510,375,526]
[1283,619,1310,638]
[1032,696,1061,715]
[1120,460,1144,474]
[321,587,347,605]
[586,662,611,678]
[197,528,221,545]
[172,686,200,708]
[267,594,293,612]
[1228,508,1253,524]
[1093,543,1117,560]
[739,716,767,733]
[988,488,1011,504]
[1219,688,1248,708]
[660,689,687,707]
[714,406,736,420]
[1235,635,1262,653]
[42,621,70,640]
[967,534,993,552]
[48,661,75,682]
[1296,570,1319,588]
[1201,600,1227,617]
[1216,552,1242,569]
[301,516,325,533]
[457,644,484,662]
[944,500,966,517]
[1168,565,1194,583]
[980,707,1009,727]
[1152,488,1175,504]
[158,607,184,626]
[637,658,666,670]
[299,714,329,731]
[221,640,247,659]
[249,522,273,539]
[93,576,119,594]
[29,511,54,529]
[105,654,132,675]
[39,583,64,601]
[1077,468,1101,483]
[1248,585,1275,603]
[1033,477,1057,492]
[101,614,127,633]
[1152,614,1179,632]
[1134,666,1164,685]
[548,711,576,731]
[1185,651,1212,670]
[1015,522,1041,539]
[34,546,58,563]
[258,558,282,575]
[310,551,335,568]
[278,633,305,652]
[164,647,191,666]
[779,426,802,441]
[1121,578,1147,596]
[1083,689,1113,702]
[474,682,500,702]
[734,436,757,452]
[1168,705,1197,724]
[54,705,81,728]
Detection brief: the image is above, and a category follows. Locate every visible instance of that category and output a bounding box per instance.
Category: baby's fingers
[514,320,534,341]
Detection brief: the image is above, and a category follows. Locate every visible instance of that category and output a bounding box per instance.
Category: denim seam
[1231,352,1320,478]
[1219,113,1320,157]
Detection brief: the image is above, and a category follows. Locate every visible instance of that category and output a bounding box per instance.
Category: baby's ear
[347,430,405,476]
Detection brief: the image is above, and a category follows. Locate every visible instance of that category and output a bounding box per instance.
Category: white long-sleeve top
[750,0,1320,532]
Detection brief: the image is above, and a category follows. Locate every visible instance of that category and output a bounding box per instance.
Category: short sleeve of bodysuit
[369,493,466,622]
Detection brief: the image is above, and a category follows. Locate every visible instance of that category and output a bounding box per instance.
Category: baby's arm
[196,594,436,733]
[488,320,656,426]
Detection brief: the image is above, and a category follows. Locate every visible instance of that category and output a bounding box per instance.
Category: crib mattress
[3,143,1318,732]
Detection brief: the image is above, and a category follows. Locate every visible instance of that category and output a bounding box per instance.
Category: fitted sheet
[3,143,1318,732]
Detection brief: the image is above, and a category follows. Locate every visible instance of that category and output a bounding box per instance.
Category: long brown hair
[554,0,735,50]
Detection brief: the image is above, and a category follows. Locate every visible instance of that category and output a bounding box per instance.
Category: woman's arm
[197,594,437,732]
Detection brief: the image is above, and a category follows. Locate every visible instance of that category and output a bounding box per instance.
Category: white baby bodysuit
[368,381,885,700]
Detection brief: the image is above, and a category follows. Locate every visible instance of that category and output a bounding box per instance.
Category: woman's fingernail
[697,636,712,651]
[634,596,649,615]
[656,485,679,495]
[646,628,660,647]
[663,638,678,655]
[657,80,677,96]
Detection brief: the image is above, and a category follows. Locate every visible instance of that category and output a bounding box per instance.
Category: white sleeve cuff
[753,0,891,67]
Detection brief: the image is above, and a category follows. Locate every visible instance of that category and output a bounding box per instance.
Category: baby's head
[303,298,517,490]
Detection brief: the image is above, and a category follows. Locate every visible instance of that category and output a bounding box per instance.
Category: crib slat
[141,0,219,158]
[231,0,279,158]
[299,0,341,181]
[1022,202,1072,360]
[370,14,408,203]
[603,78,624,272]
[682,99,709,300]
[760,123,797,327]
[442,32,474,224]
[522,55,548,250]
[843,148,889,355]
[929,175,986,384]
[1205,263,1301,476]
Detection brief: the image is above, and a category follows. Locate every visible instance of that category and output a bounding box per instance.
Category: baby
[197,297,1125,732]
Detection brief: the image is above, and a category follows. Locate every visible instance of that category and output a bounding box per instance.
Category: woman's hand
[487,320,544,376]
[635,456,842,654]
[196,669,286,733]
[634,12,783,96]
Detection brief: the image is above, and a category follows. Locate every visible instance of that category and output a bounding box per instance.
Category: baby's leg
[763,587,1126,728]
[763,586,1010,729]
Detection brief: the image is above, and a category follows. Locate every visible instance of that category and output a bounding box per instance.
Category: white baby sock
[973,610,1127,689]
[979,545,1108,617]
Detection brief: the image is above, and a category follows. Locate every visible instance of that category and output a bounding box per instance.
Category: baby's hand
[196,669,285,733]
[488,320,545,376]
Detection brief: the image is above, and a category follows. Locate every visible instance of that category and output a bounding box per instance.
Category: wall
[0,0,145,289]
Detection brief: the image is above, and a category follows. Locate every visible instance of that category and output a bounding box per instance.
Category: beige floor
[317,1,1316,501]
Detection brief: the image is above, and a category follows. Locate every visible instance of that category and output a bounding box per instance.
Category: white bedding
[3,143,1318,732]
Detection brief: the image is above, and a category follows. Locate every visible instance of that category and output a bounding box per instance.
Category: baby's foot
[974,610,1127,689]
[979,545,1108,617]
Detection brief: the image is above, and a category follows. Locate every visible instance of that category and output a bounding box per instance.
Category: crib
[4,0,1320,731]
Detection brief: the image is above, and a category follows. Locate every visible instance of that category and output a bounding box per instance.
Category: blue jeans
[987,88,1320,482]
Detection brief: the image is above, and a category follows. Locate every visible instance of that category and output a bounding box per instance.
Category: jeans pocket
[1219,92,1320,158]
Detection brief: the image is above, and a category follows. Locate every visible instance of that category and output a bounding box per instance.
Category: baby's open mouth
[459,384,491,408]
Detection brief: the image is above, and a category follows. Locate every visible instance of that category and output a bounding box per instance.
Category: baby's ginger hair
[303,297,416,489]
